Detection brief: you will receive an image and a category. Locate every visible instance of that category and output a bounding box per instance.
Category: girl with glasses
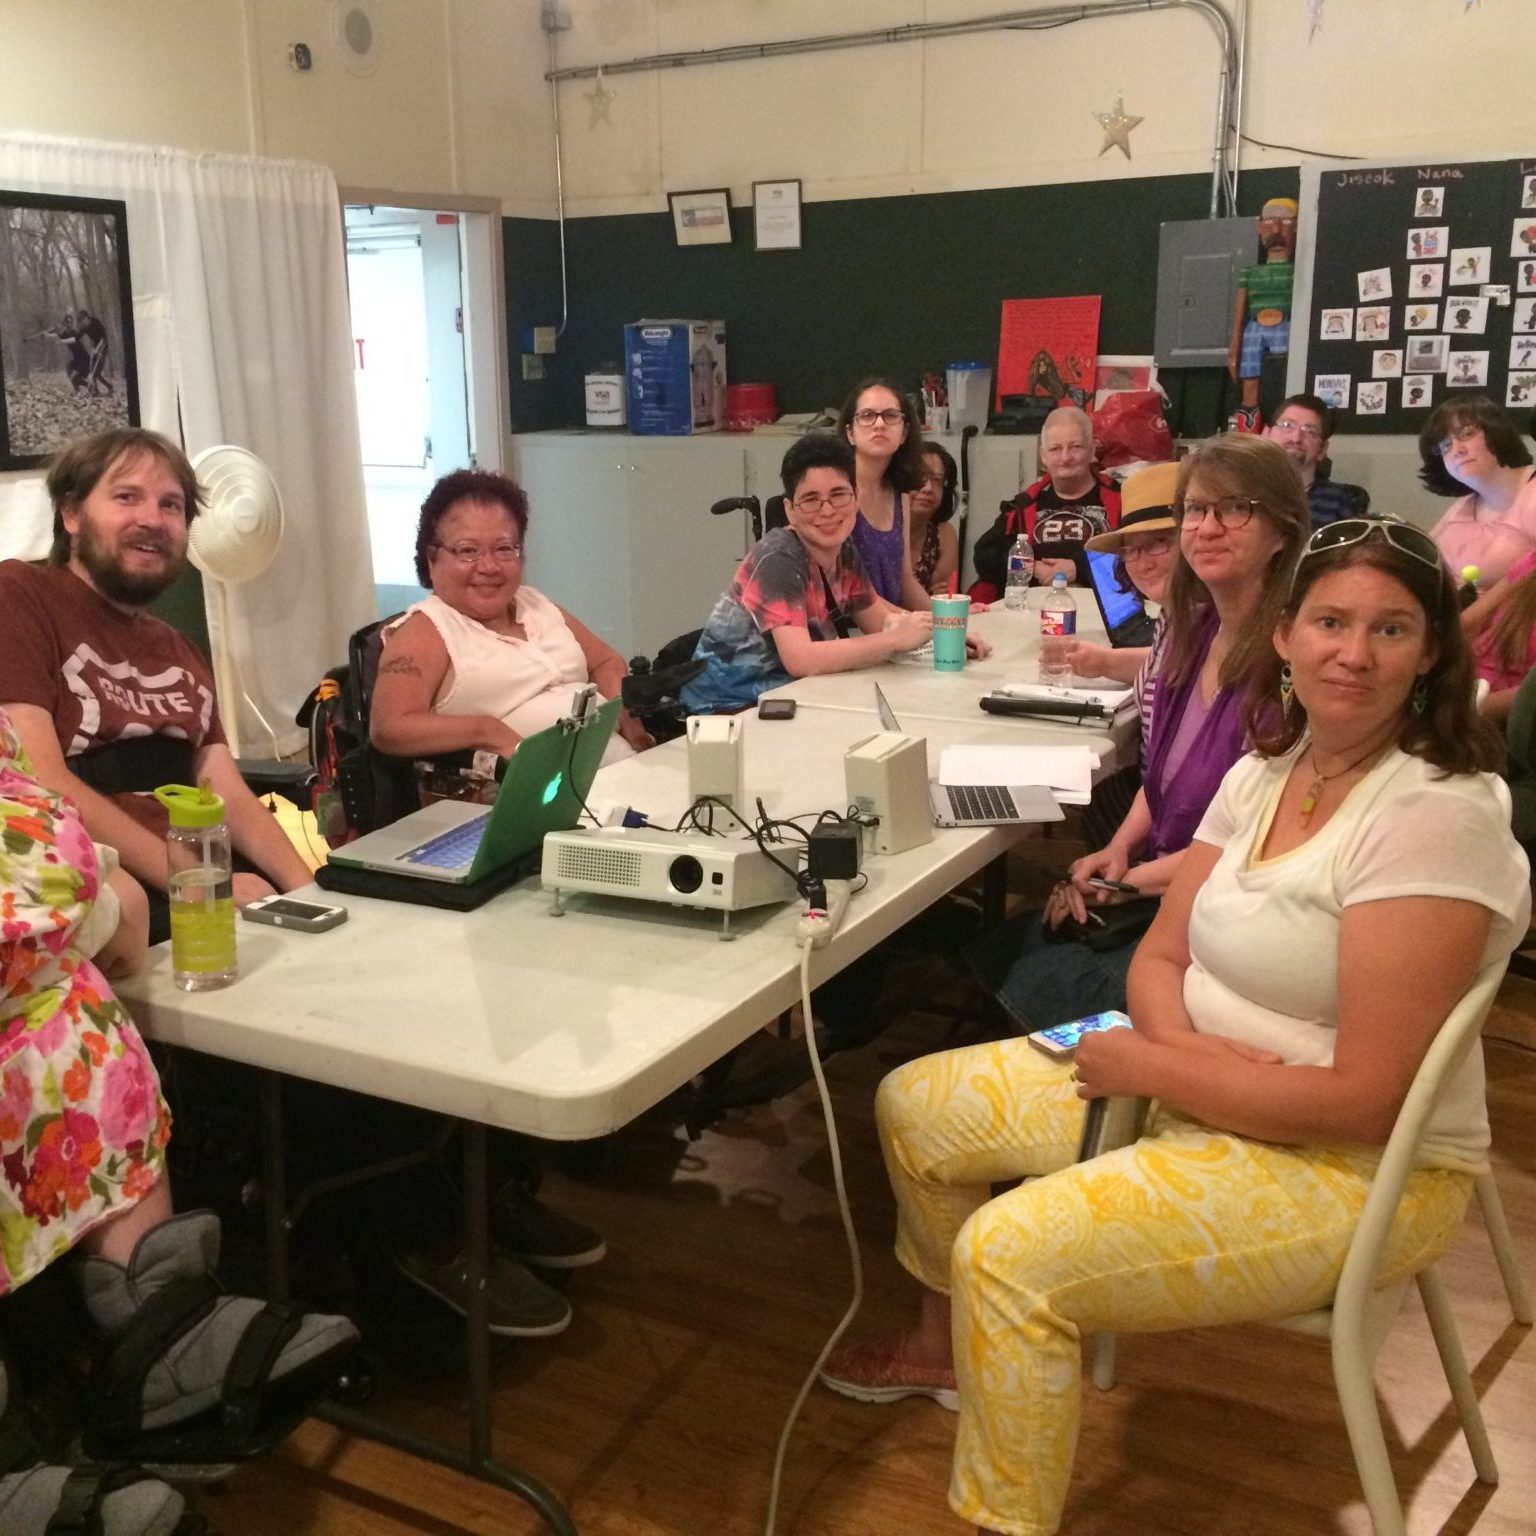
[1418,395,1536,587]
[372,469,652,767]
[906,440,960,596]
[836,378,943,613]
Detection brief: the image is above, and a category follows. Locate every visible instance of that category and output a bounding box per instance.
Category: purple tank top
[851,493,906,604]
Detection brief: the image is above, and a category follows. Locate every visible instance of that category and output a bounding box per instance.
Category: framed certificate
[753,179,802,252]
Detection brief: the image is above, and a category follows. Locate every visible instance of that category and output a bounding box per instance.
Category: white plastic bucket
[947,361,992,432]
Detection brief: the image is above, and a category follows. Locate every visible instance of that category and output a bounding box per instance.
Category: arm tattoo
[379,656,423,677]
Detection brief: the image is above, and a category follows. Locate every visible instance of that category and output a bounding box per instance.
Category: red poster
[996,296,1102,409]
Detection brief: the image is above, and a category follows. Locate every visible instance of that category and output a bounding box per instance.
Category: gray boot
[0,1351,197,1536]
[77,1211,358,1463]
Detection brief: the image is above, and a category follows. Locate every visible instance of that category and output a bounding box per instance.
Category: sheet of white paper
[939,745,1099,801]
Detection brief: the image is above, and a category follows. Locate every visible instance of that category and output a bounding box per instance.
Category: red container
[724,382,777,431]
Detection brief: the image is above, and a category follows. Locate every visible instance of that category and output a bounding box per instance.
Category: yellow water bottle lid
[1461,564,1480,585]
[154,782,226,828]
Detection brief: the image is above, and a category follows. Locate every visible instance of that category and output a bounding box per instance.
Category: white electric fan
[188,445,285,758]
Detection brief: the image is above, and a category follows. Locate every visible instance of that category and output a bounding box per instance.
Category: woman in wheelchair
[1,708,357,1533]
[820,520,1528,1535]
[370,468,652,768]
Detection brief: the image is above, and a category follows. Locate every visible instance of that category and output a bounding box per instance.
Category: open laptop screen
[1086,550,1154,647]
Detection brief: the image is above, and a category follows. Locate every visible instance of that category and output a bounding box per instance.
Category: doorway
[343,200,504,619]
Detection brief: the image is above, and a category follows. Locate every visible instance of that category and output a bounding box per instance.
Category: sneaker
[394,1248,572,1338]
[490,1184,606,1270]
[819,1337,959,1412]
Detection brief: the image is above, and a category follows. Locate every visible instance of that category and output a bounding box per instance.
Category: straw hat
[1085,461,1180,554]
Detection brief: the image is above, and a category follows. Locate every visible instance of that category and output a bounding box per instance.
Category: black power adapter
[806,818,862,883]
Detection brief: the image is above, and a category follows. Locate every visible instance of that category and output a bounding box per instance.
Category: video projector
[542,827,798,939]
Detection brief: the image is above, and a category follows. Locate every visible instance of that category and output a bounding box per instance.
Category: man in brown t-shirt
[0,427,309,940]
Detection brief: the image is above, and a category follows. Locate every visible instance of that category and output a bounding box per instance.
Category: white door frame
[339,186,508,474]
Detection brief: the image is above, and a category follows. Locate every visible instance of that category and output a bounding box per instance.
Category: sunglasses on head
[1291,518,1444,592]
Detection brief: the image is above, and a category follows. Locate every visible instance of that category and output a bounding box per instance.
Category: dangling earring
[1412,676,1429,716]
[1280,663,1294,717]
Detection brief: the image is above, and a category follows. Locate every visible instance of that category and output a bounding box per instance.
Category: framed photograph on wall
[668,188,733,248]
[753,179,802,251]
[0,189,140,469]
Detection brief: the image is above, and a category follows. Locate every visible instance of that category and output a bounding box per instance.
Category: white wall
[3,2,1527,220]
[0,0,551,204]
[519,0,1534,217]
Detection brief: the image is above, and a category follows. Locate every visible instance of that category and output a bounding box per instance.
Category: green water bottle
[154,783,237,991]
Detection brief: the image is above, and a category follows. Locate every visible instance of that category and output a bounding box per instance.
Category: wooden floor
[186,936,1536,1536]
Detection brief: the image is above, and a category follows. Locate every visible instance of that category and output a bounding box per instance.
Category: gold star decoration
[1093,95,1144,160]
[584,69,614,128]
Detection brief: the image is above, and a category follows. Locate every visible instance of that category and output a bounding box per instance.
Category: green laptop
[329,696,620,884]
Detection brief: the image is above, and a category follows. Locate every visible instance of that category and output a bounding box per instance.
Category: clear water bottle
[1004,535,1035,610]
[154,783,237,992]
[1039,572,1078,682]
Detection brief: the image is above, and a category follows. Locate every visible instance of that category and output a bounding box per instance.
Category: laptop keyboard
[399,811,492,869]
[944,784,1018,823]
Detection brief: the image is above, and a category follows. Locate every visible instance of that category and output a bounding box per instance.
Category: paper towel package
[623,319,726,434]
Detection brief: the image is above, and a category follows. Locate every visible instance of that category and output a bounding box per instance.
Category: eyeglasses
[1272,418,1324,440]
[791,487,856,514]
[917,474,949,489]
[1434,423,1483,457]
[1122,531,1176,560]
[1297,518,1443,574]
[852,408,905,428]
[434,541,524,565]
[1172,496,1259,530]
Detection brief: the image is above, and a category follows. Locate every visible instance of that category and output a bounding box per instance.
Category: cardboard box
[623,320,726,434]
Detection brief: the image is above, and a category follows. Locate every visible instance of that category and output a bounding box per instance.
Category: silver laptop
[872,684,1064,829]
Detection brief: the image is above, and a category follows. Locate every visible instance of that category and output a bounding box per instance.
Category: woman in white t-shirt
[371,469,653,766]
[1421,394,1536,587]
[818,518,1529,1536]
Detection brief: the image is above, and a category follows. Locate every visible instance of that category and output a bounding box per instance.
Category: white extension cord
[764,881,863,1536]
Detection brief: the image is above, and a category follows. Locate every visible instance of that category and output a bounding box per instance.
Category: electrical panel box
[1154,217,1260,368]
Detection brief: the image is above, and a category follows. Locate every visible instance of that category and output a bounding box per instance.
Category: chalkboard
[1300,157,1536,434]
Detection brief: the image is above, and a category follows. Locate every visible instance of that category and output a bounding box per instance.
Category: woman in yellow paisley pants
[823,519,1530,1535]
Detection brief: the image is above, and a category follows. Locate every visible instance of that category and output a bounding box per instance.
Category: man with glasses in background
[1266,392,1371,528]
[681,434,989,713]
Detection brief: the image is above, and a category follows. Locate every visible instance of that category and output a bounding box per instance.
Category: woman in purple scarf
[974,435,1311,1032]
[820,435,1311,1412]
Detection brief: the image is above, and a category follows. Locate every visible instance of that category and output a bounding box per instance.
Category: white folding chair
[1088,964,1509,1536]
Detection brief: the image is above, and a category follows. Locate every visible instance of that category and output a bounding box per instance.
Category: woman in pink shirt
[1421,395,1536,587]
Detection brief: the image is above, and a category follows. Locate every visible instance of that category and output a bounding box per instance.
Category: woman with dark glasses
[906,440,961,596]
[1419,395,1536,587]
[823,516,1528,1536]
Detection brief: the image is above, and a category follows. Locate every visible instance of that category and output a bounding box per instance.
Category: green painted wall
[503,169,1299,439]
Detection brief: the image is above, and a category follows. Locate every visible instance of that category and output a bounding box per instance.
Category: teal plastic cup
[931,594,970,672]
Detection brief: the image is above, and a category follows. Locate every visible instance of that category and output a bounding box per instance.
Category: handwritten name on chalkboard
[1330,166,1470,191]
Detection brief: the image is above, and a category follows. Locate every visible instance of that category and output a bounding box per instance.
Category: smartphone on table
[240,895,349,932]
[1027,1009,1132,1059]
[758,697,797,720]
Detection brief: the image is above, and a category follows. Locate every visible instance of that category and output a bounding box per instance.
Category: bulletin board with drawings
[1296,157,1536,433]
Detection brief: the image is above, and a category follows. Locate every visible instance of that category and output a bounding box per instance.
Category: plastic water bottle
[1004,535,1035,610]
[155,783,237,992]
[1458,564,1481,610]
[1039,572,1078,682]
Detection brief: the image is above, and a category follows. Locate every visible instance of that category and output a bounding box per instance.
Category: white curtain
[0,133,374,754]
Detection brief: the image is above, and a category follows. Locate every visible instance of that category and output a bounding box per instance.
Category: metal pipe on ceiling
[543,2,1240,216]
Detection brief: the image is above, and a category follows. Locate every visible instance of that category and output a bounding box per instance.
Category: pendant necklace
[1298,741,1383,825]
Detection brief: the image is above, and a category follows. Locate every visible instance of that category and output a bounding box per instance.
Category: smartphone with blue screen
[1026,1009,1133,1059]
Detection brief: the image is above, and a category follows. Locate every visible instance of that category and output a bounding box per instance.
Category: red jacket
[968,471,1122,604]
